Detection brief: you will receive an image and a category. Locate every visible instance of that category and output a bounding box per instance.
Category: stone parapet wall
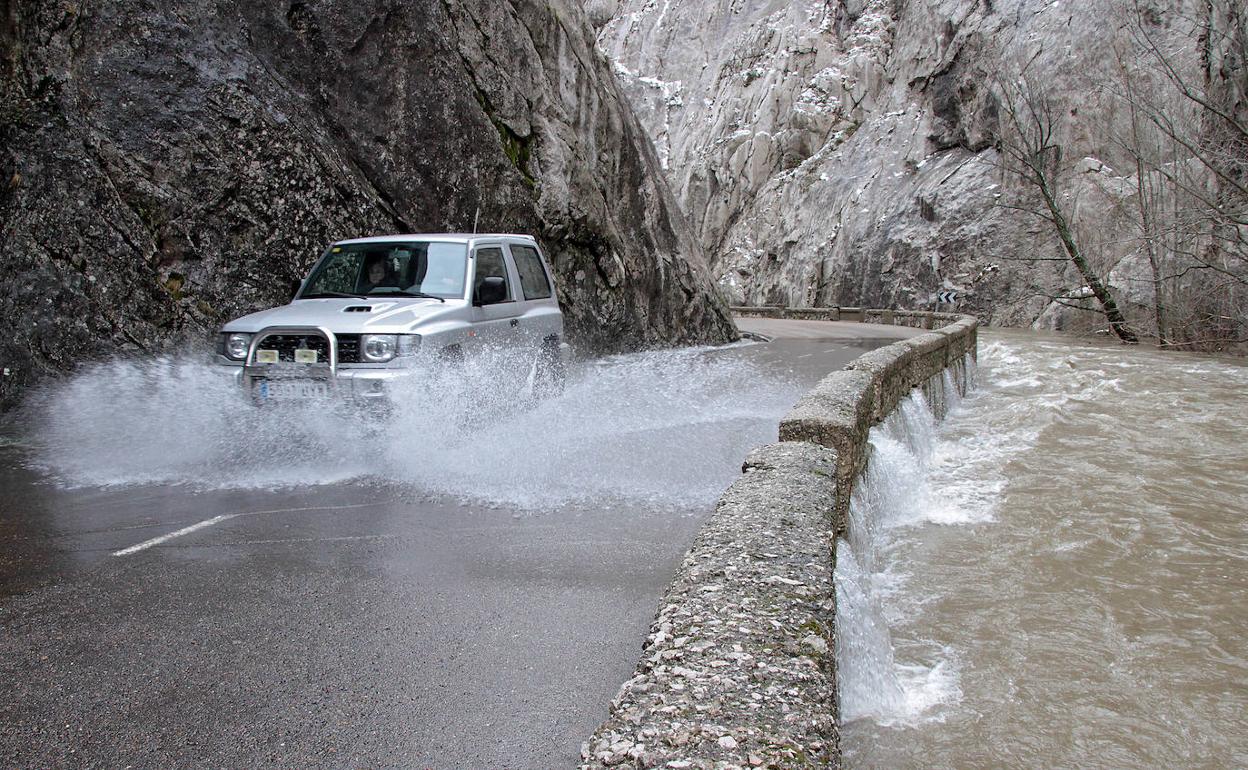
[780,315,977,526]
[733,305,842,322]
[581,309,978,769]
[862,309,966,328]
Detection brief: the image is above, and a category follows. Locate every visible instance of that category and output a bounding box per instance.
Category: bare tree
[1108,0,1248,349]
[1111,46,1178,344]
[992,75,1142,344]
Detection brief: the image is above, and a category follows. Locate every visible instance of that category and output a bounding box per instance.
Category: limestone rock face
[0,0,735,407]
[592,0,1211,327]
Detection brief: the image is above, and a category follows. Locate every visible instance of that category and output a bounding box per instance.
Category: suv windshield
[300,241,469,299]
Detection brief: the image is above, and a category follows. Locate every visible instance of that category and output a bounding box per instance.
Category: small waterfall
[836,367,970,725]
[845,399,935,575]
[835,541,906,720]
[894,391,938,462]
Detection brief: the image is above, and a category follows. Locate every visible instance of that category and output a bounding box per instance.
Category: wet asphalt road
[0,321,914,769]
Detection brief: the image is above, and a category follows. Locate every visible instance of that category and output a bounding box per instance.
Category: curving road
[0,319,917,769]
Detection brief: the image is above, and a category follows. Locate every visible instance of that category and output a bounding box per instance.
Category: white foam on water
[1178,362,1248,379]
[891,650,963,726]
[21,346,803,510]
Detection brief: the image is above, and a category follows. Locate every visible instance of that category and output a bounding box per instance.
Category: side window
[473,247,511,301]
[511,244,553,300]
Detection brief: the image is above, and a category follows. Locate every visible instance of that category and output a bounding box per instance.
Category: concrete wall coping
[581,442,840,768]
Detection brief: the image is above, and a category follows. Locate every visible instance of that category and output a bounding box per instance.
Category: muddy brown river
[837,330,1248,769]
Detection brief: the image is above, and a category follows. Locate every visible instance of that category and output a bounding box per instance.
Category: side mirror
[474,276,506,306]
[288,279,303,301]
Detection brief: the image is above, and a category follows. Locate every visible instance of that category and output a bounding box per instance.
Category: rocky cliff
[591,0,1239,338]
[0,0,736,408]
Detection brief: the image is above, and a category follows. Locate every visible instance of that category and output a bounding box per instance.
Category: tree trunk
[1135,158,1168,344]
[1036,176,1141,343]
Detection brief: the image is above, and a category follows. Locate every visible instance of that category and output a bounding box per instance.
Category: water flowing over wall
[834,367,974,727]
[581,309,977,768]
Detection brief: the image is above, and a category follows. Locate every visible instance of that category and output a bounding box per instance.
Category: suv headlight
[361,334,398,362]
[222,332,252,361]
[360,334,420,363]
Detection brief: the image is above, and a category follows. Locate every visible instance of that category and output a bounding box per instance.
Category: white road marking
[231,502,383,519]
[210,534,394,547]
[112,514,238,556]
[111,502,387,557]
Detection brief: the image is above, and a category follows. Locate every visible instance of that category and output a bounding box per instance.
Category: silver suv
[216,234,565,403]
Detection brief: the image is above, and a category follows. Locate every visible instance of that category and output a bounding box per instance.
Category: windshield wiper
[300,291,369,299]
[368,290,447,303]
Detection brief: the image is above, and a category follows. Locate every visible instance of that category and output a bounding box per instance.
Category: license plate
[255,379,330,401]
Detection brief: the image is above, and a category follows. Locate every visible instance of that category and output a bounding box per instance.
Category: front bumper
[219,324,418,403]
[221,360,411,401]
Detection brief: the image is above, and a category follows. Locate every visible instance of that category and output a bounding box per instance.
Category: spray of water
[21,345,801,510]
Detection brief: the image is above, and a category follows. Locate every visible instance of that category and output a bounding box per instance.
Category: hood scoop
[343,305,373,313]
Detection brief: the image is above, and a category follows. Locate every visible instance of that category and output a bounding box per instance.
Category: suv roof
[333,233,539,246]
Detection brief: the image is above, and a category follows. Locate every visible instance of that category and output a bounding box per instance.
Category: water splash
[22,345,802,510]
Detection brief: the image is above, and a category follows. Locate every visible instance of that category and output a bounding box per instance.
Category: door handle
[510,319,520,327]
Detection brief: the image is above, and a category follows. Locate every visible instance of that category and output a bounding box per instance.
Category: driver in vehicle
[359,255,395,293]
